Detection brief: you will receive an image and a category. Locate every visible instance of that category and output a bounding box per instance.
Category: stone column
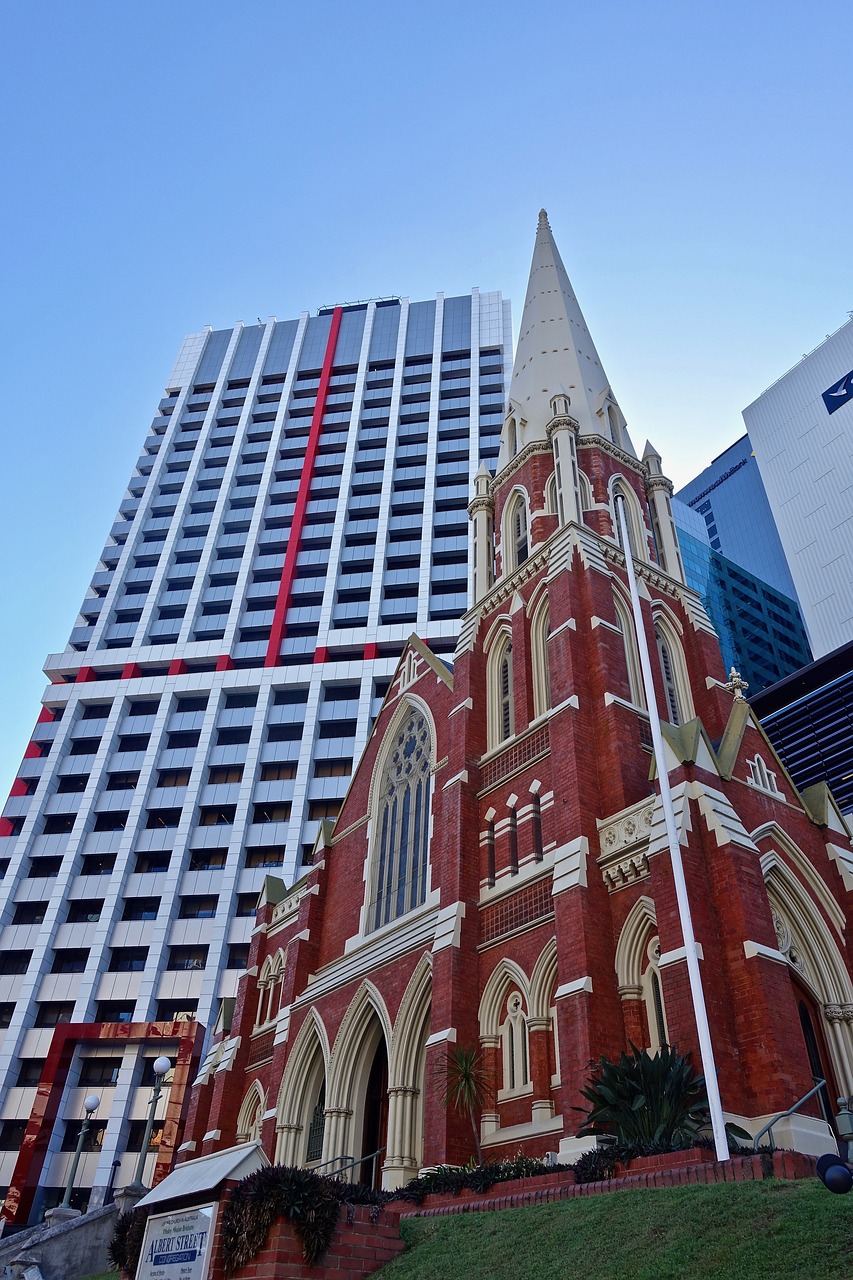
[643,445,684,582]
[275,1121,302,1166]
[468,464,494,603]
[322,1107,353,1175]
[384,1085,420,1186]
[526,1016,555,1122]
[547,413,581,526]
[480,1035,500,1136]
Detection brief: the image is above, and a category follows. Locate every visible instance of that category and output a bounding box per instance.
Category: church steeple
[500,210,635,467]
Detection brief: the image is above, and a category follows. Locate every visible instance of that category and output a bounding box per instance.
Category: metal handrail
[753,1079,826,1151]
[312,1147,386,1182]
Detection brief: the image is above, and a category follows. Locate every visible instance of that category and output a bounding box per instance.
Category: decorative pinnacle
[538,208,550,227]
[724,667,749,699]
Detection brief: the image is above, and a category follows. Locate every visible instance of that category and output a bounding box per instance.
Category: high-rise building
[675,434,799,601]
[671,497,812,694]
[742,318,853,659]
[0,291,511,1216]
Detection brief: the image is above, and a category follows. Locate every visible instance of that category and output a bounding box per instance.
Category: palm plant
[436,1043,494,1164]
[577,1043,709,1148]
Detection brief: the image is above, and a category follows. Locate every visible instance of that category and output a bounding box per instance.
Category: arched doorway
[360,1038,388,1187]
[795,982,837,1129]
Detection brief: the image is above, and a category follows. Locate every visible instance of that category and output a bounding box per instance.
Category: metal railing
[753,1080,826,1151]
[312,1147,386,1184]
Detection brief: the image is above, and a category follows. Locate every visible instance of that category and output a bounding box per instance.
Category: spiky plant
[436,1043,494,1164]
[577,1043,709,1148]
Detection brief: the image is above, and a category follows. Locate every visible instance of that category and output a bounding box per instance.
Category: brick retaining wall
[400,1151,817,1219]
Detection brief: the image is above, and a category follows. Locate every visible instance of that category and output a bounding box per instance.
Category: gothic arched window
[640,937,668,1052]
[613,591,645,709]
[498,640,514,744]
[655,626,682,725]
[370,710,432,932]
[501,992,530,1093]
[502,491,530,573]
[531,599,552,717]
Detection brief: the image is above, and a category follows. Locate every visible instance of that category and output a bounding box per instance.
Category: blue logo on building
[822,369,853,415]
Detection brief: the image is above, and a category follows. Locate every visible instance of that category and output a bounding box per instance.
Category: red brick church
[181,213,853,1184]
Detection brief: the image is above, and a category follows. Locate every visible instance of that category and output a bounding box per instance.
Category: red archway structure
[1,1019,204,1226]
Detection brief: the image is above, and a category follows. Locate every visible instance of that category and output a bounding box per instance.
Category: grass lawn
[381,1179,853,1280]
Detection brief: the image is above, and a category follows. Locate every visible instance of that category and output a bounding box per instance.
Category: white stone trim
[554,976,593,999]
[658,942,704,968]
[551,836,588,894]
[425,1027,457,1047]
[432,901,466,952]
[742,940,788,965]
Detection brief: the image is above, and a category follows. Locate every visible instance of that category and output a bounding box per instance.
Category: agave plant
[577,1043,709,1148]
[435,1043,494,1164]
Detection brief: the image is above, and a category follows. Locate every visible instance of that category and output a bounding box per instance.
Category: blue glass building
[672,499,812,694]
[675,434,798,601]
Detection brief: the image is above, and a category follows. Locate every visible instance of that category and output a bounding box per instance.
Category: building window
[368,709,432,932]
[503,491,529,572]
[653,616,693,725]
[613,592,645,709]
[306,1083,326,1163]
[488,635,515,748]
[501,993,529,1094]
[641,937,668,1051]
[655,627,682,724]
[747,754,780,796]
[531,599,552,716]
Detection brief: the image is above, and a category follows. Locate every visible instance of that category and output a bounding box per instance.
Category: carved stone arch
[389,953,432,1087]
[649,597,685,637]
[615,895,657,993]
[578,469,593,511]
[236,1079,266,1143]
[479,958,531,1036]
[482,612,514,652]
[274,1007,330,1165]
[529,938,558,1020]
[608,473,647,560]
[365,692,438,824]
[327,980,393,1111]
[760,851,853,1003]
[761,848,853,1093]
[753,824,846,939]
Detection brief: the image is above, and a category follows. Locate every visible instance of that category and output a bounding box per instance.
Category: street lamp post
[60,1093,101,1210]
[132,1055,172,1187]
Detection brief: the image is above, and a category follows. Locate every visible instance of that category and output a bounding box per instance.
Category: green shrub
[219,1164,389,1274]
[108,1206,149,1276]
[577,1044,709,1147]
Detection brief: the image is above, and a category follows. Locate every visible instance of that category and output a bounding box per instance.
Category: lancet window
[369,710,432,932]
[501,992,530,1093]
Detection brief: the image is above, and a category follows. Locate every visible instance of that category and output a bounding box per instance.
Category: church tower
[176,214,853,1185]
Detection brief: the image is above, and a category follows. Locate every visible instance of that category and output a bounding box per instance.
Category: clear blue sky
[1,1,850,799]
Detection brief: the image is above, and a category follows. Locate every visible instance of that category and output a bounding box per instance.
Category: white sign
[135,1202,217,1280]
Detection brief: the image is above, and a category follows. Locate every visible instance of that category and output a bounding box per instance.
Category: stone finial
[724,667,749,699]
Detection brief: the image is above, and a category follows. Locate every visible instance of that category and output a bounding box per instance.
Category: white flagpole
[615,496,729,1162]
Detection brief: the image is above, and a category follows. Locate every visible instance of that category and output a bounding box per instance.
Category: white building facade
[0,291,511,1215]
[743,318,853,658]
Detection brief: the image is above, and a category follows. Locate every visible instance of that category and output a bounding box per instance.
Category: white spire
[505,210,635,458]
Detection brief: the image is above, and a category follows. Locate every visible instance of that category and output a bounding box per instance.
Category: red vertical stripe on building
[264,307,344,667]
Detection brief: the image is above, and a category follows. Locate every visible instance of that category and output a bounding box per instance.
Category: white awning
[137,1141,269,1208]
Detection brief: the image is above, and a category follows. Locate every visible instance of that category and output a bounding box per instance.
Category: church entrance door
[360,1038,388,1187]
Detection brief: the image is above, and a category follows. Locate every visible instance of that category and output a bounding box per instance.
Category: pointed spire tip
[538,208,549,226]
